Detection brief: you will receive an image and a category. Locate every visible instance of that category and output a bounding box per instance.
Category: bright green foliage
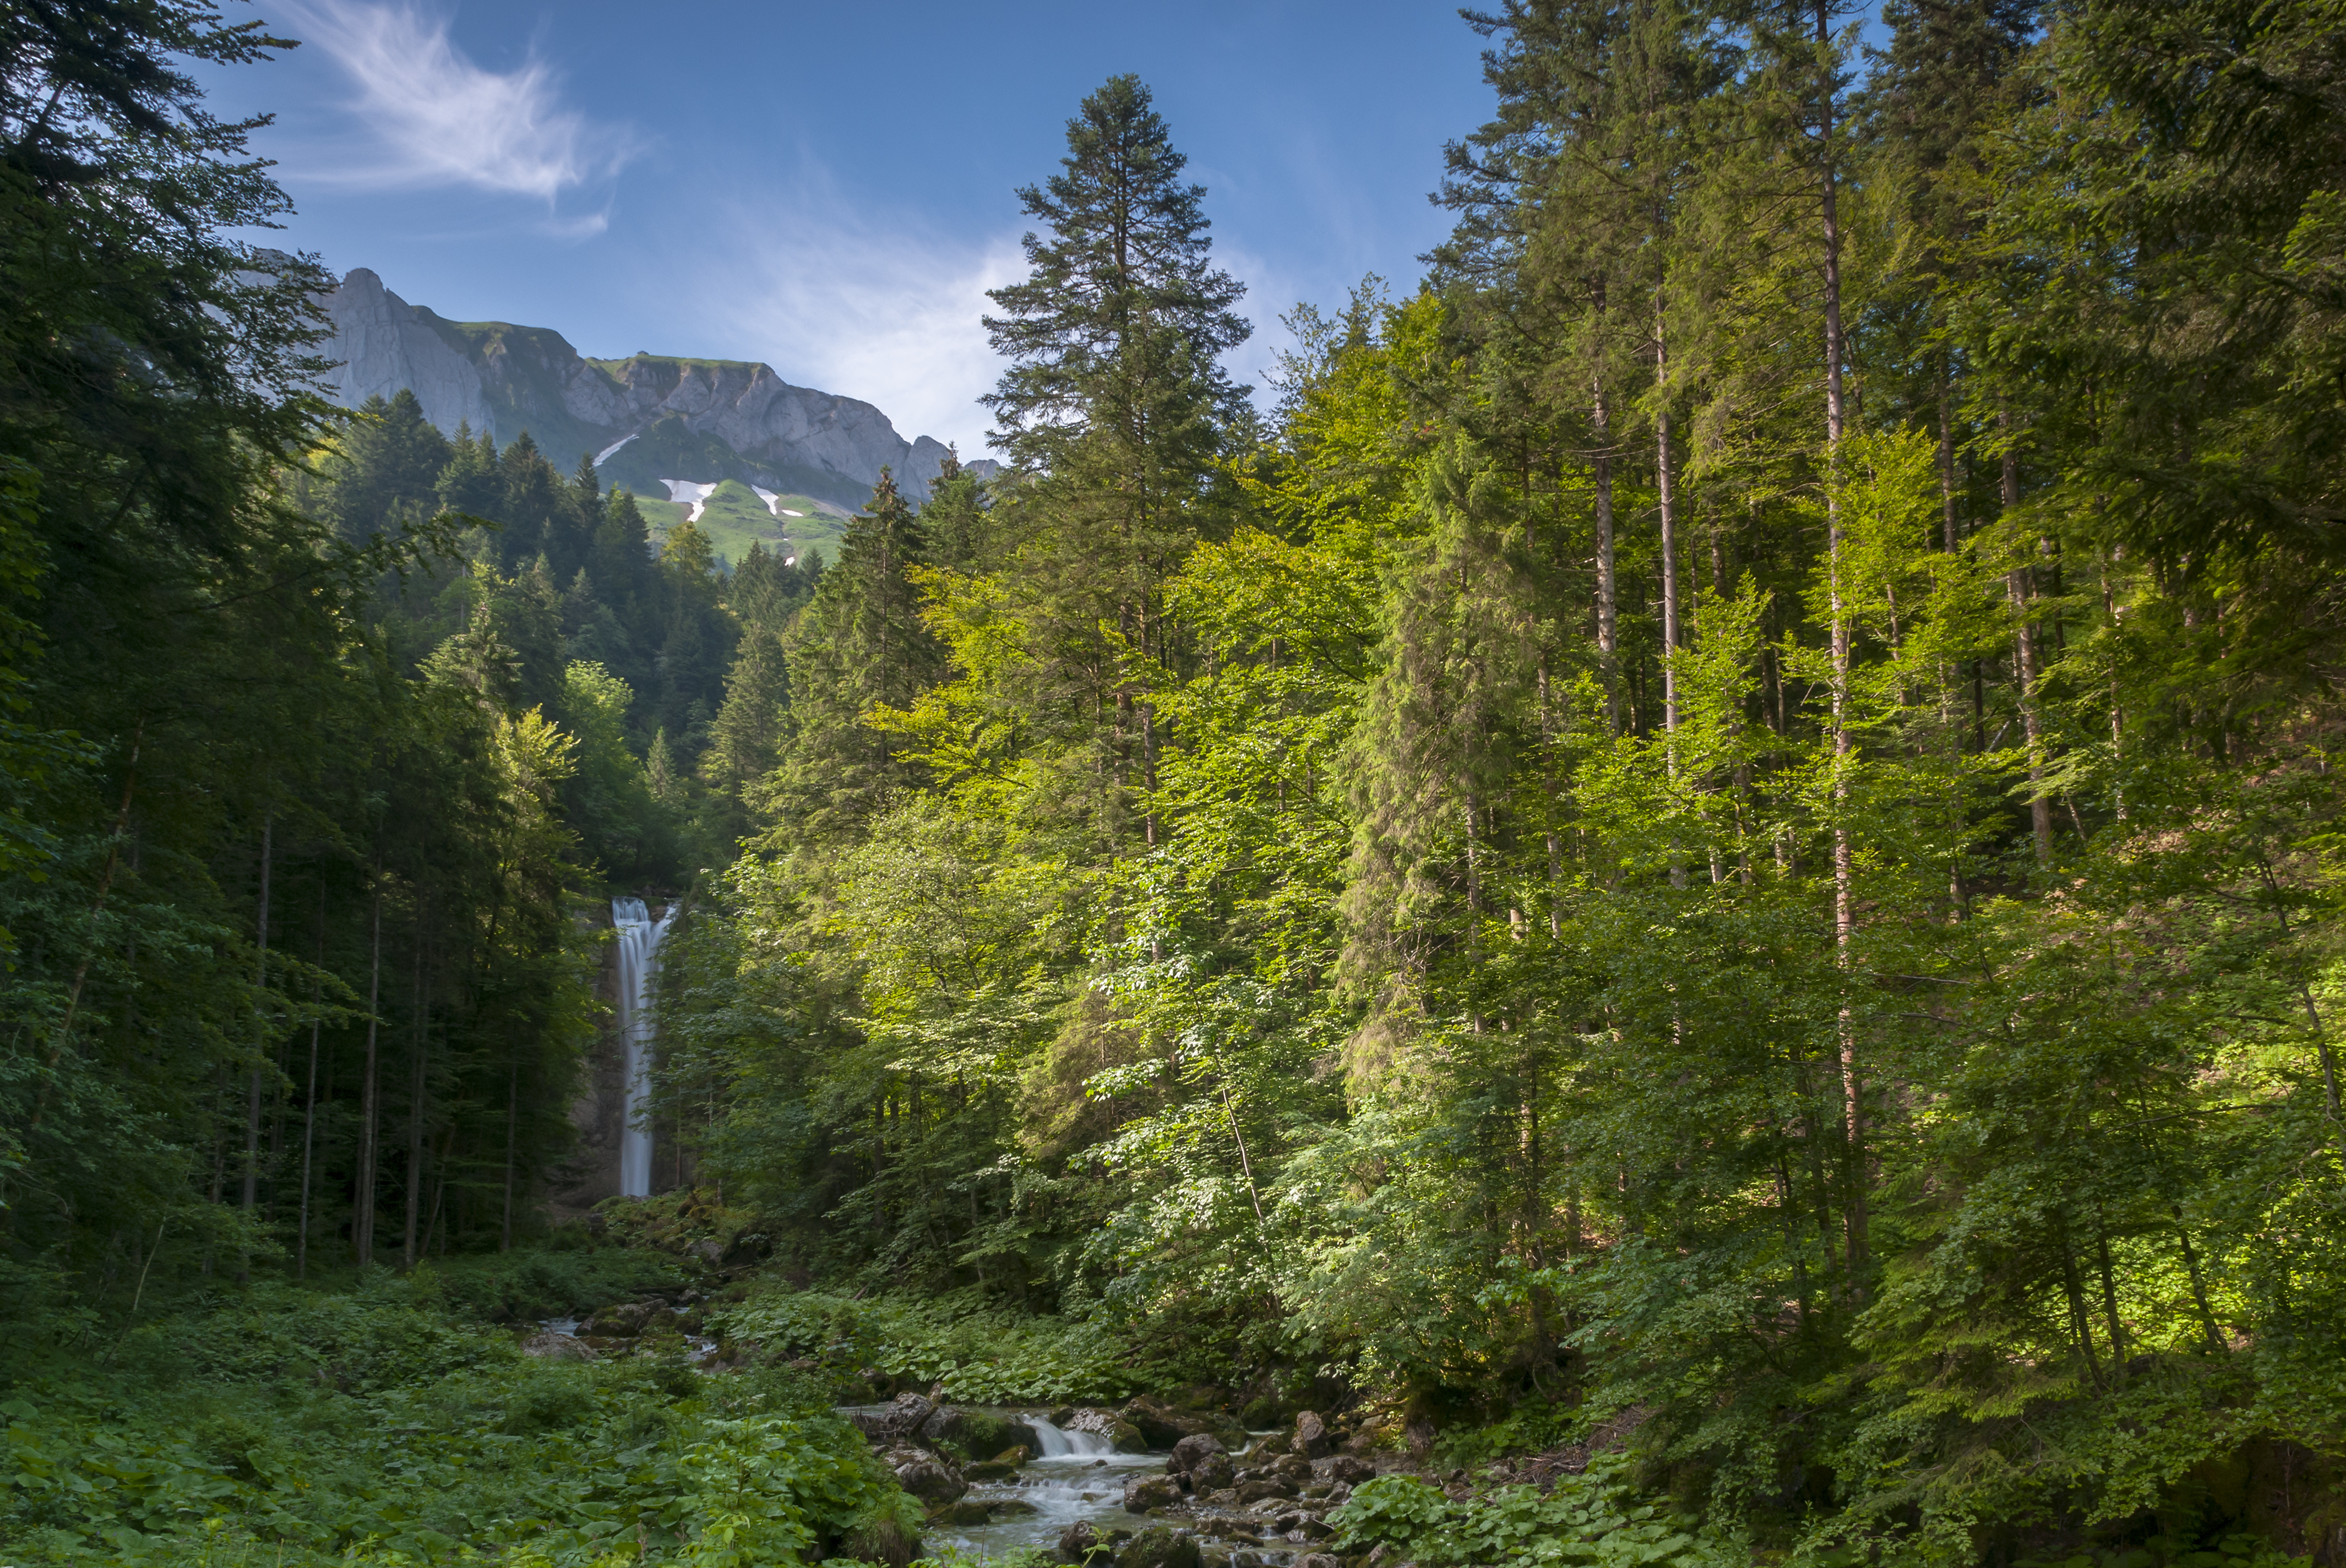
[0,1271,902,1568]
[716,1287,1164,1404]
[1332,1457,1734,1568]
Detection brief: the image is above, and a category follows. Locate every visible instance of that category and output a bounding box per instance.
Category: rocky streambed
[848,1393,1386,1568]
[521,1295,1390,1567]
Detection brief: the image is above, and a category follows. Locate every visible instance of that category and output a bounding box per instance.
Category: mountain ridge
[318,267,989,509]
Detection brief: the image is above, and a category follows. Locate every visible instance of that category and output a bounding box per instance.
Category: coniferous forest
[6,3,2346,1567]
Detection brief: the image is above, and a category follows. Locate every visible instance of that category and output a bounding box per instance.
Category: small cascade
[1024,1417,1115,1458]
[612,896,677,1198]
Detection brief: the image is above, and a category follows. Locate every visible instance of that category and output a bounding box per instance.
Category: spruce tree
[982,76,1252,848]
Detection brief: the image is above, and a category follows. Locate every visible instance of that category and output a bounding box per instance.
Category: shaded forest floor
[9,1195,2333,1568]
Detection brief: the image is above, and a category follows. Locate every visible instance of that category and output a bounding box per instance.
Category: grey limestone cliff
[318,268,494,437]
[316,269,985,504]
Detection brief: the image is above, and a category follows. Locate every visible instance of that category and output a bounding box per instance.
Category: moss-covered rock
[1114,1525,1202,1568]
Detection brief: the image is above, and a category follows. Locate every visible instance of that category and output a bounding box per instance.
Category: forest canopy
[5,4,2346,1568]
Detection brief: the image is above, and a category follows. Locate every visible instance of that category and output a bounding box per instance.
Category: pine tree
[981,76,1252,849]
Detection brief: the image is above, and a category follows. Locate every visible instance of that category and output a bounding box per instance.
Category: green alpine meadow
[4,3,2345,1567]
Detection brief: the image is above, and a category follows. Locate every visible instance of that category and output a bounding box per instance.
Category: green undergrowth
[0,1267,914,1567]
[716,1287,1169,1405]
[1329,1454,2320,1568]
[1332,1455,1739,1568]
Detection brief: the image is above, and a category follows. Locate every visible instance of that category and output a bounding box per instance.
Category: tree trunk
[403,929,432,1268]
[1817,0,1866,1274]
[353,876,383,1267]
[1656,295,1682,743]
[2002,434,2054,864]
[297,888,324,1281]
[241,809,273,1220]
[502,1061,519,1252]
[1592,279,1620,731]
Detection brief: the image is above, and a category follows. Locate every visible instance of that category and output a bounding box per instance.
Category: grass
[626,480,852,569]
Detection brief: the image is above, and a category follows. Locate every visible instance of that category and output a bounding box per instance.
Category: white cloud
[709,206,1027,459]
[275,1,629,207]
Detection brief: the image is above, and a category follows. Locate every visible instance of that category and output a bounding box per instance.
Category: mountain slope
[317,268,987,507]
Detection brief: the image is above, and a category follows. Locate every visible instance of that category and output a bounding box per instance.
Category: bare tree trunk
[1592,279,1620,731]
[1657,298,1682,743]
[2001,434,2054,865]
[353,876,383,1267]
[1937,361,1961,553]
[403,927,432,1268]
[297,886,323,1281]
[502,1061,519,1252]
[1818,0,1866,1272]
[241,809,273,1220]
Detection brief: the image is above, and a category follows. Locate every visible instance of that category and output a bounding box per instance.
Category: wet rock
[1188,1453,1234,1492]
[581,1302,651,1336]
[1114,1525,1202,1568]
[1059,1520,1133,1564]
[937,1498,993,1526]
[994,1498,1039,1517]
[1296,1555,1345,1568]
[1123,1475,1181,1513]
[1123,1395,1244,1450]
[963,1459,1020,1482]
[1235,1479,1295,1504]
[1202,1488,1239,1506]
[1313,1454,1374,1486]
[1170,1434,1228,1473]
[1272,1455,1315,1485]
[520,1331,594,1360]
[892,1456,966,1506]
[1294,1410,1331,1459]
[992,1444,1033,1465]
[923,1406,1034,1462]
[1068,1407,1150,1453]
[883,1392,938,1440]
[1049,1405,1078,1427]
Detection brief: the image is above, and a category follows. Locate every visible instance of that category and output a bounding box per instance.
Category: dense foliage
[0,1,812,1301]
[0,1261,912,1567]
[10,3,2346,1566]
[653,22,2346,1565]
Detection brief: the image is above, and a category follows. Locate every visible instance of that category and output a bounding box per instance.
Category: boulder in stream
[1067,1407,1150,1453]
[1293,1410,1331,1459]
[1122,1395,1242,1449]
[1168,1433,1227,1473]
[520,1331,594,1361]
[1186,1453,1234,1492]
[880,1392,937,1440]
[1059,1520,1133,1564]
[1115,1525,1203,1568]
[1122,1474,1180,1513]
[892,1454,966,1506]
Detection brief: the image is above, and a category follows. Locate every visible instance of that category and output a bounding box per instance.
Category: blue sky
[209,1,1500,455]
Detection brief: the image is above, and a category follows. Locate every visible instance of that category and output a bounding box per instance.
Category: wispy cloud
[707,200,1027,458]
[274,0,630,213]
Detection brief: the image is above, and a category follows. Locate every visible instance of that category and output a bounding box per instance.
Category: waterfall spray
[612,897,677,1199]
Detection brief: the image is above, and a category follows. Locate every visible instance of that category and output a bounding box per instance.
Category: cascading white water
[612,896,677,1198]
[1024,1417,1115,1458]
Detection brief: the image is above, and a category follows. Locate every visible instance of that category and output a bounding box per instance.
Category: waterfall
[612,896,677,1198]
[1022,1417,1114,1458]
